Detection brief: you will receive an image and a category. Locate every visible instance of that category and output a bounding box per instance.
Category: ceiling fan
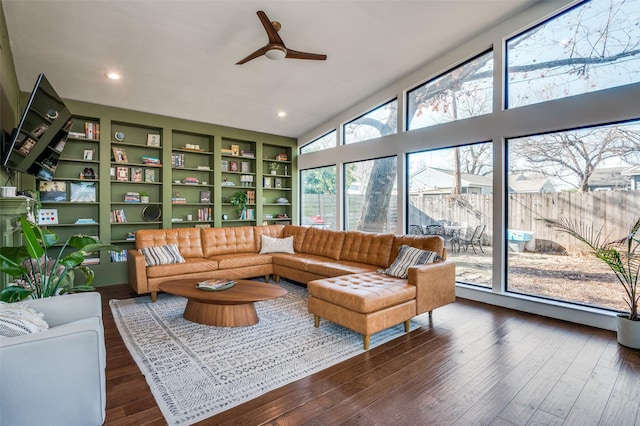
[236,10,327,65]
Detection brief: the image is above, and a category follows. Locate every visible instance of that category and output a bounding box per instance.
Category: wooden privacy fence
[409,191,640,253]
[301,191,639,252]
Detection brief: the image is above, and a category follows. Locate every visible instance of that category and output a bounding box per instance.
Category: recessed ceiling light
[105,72,121,80]
[277,111,287,118]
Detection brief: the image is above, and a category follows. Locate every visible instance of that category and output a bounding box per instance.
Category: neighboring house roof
[409,166,492,194]
[587,167,630,190]
[508,174,555,193]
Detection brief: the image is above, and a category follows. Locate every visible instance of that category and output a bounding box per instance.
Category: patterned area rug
[110,281,417,425]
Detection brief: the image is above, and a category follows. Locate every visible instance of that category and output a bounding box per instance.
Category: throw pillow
[0,302,49,338]
[380,245,442,279]
[259,235,295,254]
[140,244,186,266]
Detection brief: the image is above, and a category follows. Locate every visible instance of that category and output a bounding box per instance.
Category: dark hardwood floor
[98,284,640,426]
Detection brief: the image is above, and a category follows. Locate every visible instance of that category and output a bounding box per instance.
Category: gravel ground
[449,246,628,312]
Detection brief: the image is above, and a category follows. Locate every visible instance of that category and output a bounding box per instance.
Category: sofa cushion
[271,253,329,272]
[299,228,345,260]
[390,235,445,265]
[308,272,416,314]
[254,225,285,251]
[146,258,218,278]
[307,260,378,277]
[339,231,394,268]
[283,225,308,252]
[202,226,257,257]
[140,244,186,266]
[0,302,49,337]
[259,235,294,254]
[208,253,272,269]
[136,228,204,258]
[381,245,442,279]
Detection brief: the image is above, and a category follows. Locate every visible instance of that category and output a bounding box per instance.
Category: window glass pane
[506,120,640,310]
[407,143,493,287]
[507,0,640,108]
[300,166,337,230]
[407,50,493,131]
[343,99,397,145]
[300,131,336,154]
[344,156,397,232]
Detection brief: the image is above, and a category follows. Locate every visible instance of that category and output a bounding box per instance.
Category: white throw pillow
[380,245,442,279]
[259,235,295,254]
[140,244,186,266]
[0,301,49,338]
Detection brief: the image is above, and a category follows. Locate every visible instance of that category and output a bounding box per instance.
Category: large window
[344,157,397,232]
[407,50,493,131]
[300,131,336,154]
[407,143,493,288]
[343,99,397,145]
[507,120,640,311]
[507,0,640,108]
[300,166,337,229]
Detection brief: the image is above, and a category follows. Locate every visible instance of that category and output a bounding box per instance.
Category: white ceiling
[3,0,538,139]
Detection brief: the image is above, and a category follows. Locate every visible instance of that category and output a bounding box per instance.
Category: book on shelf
[144,168,156,182]
[197,207,212,221]
[246,190,256,204]
[241,150,255,158]
[111,250,128,263]
[199,190,211,203]
[171,197,187,204]
[171,153,185,168]
[142,156,161,166]
[84,122,100,140]
[124,192,140,202]
[111,209,127,223]
[82,257,100,265]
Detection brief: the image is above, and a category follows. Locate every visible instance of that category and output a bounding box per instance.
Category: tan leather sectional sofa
[128,225,456,348]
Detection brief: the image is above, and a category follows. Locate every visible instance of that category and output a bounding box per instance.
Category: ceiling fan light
[265,47,286,61]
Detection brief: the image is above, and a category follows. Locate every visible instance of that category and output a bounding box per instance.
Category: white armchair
[0,292,106,425]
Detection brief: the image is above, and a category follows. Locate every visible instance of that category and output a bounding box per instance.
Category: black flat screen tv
[2,73,72,181]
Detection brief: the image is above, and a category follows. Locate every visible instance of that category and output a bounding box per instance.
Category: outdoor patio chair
[409,224,425,235]
[458,224,486,254]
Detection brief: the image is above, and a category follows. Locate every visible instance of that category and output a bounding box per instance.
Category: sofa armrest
[408,260,456,315]
[23,292,102,327]
[0,317,106,425]
[128,249,148,296]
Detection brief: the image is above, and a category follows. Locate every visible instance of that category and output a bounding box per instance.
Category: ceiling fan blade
[236,46,267,65]
[257,11,284,45]
[285,49,327,61]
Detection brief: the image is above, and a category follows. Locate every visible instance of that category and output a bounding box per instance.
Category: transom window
[343,99,397,145]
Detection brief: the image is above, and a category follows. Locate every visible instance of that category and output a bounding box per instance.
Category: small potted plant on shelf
[541,216,639,349]
[269,162,279,175]
[139,191,150,203]
[229,191,248,219]
[0,217,119,302]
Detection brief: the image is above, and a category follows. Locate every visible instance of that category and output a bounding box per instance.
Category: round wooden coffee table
[159,279,287,327]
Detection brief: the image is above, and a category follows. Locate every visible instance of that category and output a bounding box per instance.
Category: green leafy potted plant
[139,191,150,203]
[0,217,119,302]
[229,191,248,218]
[541,216,639,349]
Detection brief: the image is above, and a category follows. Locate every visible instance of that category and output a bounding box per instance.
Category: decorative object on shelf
[241,150,255,158]
[275,153,288,161]
[230,161,239,172]
[199,190,211,203]
[277,197,289,204]
[263,176,272,188]
[37,208,59,225]
[241,161,250,173]
[139,191,150,203]
[240,175,254,186]
[83,149,94,160]
[284,165,288,175]
[38,181,67,202]
[275,178,282,188]
[0,217,118,302]
[114,131,125,142]
[112,146,128,163]
[80,167,96,179]
[541,216,640,349]
[229,191,248,218]
[269,162,279,175]
[144,169,156,182]
[222,214,228,220]
[146,134,161,147]
[116,166,129,181]
[231,144,240,156]
[70,182,96,202]
[221,160,228,172]
[221,178,235,186]
[142,205,162,222]
[182,144,203,151]
[131,167,143,182]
